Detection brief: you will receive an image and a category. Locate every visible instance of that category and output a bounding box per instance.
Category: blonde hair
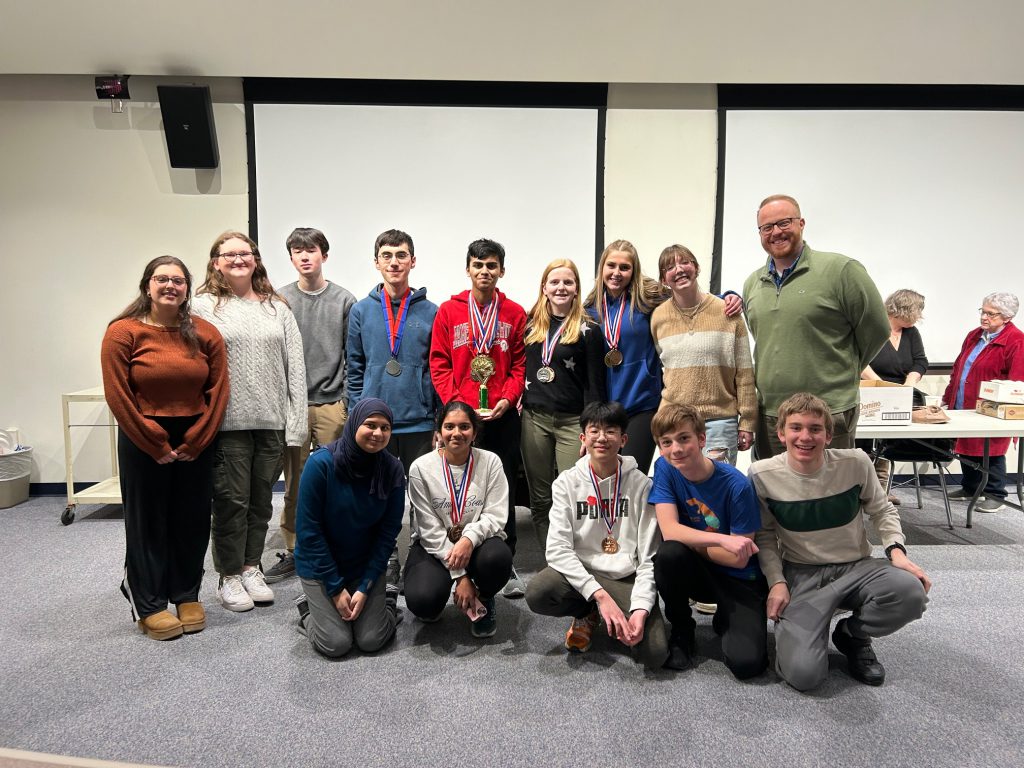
[777,392,834,435]
[526,259,590,346]
[584,239,668,321]
[197,230,287,312]
[884,289,925,324]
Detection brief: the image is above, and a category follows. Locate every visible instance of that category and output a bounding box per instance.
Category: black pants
[622,409,656,475]
[403,539,513,618]
[118,417,214,621]
[653,540,769,679]
[477,408,522,555]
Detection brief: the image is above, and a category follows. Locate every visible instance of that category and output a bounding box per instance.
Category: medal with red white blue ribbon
[442,450,475,544]
[588,458,622,554]
[469,295,500,355]
[536,320,562,384]
[602,293,624,367]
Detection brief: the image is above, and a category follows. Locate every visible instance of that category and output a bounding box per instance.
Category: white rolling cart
[61,386,121,525]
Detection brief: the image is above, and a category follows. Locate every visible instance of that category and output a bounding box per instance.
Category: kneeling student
[405,401,513,638]
[649,404,768,677]
[525,401,668,669]
[750,392,931,691]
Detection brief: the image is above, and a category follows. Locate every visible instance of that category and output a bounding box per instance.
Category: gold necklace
[674,293,709,335]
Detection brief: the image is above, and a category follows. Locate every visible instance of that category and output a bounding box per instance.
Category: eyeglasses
[218,251,254,262]
[665,260,696,273]
[584,427,622,438]
[757,217,799,235]
[151,275,187,287]
[377,252,412,263]
[979,309,1003,318]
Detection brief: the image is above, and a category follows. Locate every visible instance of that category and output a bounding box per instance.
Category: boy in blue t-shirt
[649,404,768,678]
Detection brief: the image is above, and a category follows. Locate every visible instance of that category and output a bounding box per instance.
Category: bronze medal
[604,348,623,367]
[601,536,620,554]
[448,524,464,544]
[385,357,402,376]
[536,365,556,383]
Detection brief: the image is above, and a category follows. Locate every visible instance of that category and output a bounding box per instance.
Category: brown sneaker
[176,601,207,634]
[564,610,599,653]
[138,610,184,641]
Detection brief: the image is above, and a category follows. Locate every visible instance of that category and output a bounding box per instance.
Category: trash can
[0,447,31,509]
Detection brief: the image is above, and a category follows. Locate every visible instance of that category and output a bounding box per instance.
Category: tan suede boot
[176,601,207,634]
[138,610,184,640]
[875,456,901,505]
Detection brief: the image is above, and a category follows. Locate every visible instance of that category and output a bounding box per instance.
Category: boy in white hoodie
[525,401,668,669]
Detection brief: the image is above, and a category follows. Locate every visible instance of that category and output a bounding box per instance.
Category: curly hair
[196,230,286,312]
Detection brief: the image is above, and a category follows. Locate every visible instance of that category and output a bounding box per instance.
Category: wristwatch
[885,542,907,560]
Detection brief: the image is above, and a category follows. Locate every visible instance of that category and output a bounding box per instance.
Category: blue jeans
[704,417,738,465]
[960,454,1007,499]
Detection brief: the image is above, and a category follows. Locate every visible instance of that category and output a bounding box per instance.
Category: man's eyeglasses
[377,252,412,263]
[218,251,254,262]
[151,275,187,287]
[757,217,798,235]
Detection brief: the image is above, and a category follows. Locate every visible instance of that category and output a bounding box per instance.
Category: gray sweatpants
[300,576,397,658]
[775,557,928,691]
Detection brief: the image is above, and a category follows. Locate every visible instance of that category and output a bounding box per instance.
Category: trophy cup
[470,354,496,417]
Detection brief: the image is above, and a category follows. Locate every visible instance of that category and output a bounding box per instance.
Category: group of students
[100,225,931,692]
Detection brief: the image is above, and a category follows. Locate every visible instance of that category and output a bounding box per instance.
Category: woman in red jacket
[943,292,1024,512]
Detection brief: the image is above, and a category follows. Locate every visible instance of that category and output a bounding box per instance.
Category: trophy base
[475,408,493,418]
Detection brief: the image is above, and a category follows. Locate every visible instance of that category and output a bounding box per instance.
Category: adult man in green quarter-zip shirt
[742,194,889,459]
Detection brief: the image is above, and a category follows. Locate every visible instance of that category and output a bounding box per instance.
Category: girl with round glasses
[194,231,307,613]
[101,256,229,640]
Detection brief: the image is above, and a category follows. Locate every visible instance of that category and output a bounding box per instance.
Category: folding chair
[877,438,956,530]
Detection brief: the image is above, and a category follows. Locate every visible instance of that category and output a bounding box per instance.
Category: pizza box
[978,380,1024,404]
[859,381,913,426]
[976,399,1024,420]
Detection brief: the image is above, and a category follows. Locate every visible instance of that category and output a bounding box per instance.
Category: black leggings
[404,539,513,618]
[622,409,656,475]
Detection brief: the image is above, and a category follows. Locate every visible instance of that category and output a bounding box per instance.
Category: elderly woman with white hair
[943,292,1024,512]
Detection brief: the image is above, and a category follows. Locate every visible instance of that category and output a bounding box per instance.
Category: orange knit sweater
[101,317,229,461]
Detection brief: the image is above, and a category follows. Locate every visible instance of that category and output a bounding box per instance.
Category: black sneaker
[264,552,296,583]
[946,488,975,501]
[664,631,695,671]
[385,588,404,627]
[471,598,497,638]
[386,549,403,595]
[832,618,885,686]
[294,594,309,622]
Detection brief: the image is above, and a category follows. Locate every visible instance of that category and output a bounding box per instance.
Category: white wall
[0,75,248,485]
[1,2,1022,85]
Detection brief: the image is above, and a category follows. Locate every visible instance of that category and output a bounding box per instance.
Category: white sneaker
[241,567,275,603]
[218,575,255,612]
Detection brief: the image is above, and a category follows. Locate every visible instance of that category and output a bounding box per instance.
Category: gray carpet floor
[1,484,1023,768]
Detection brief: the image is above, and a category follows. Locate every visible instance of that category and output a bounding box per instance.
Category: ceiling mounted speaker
[157,85,219,169]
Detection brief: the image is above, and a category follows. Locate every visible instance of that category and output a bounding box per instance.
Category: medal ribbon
[469,296,500,355]
[380,290,412,358]
[602,293,624,351]
[588,458,622,537]
[540,318,563,367]
[442,451,475,527]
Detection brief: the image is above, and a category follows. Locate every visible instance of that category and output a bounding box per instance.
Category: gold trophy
[470,354,496,416]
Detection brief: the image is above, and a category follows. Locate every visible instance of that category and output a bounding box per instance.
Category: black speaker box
[157,85,219,169]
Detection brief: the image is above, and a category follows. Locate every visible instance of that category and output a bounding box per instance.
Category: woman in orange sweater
[101,256,229,640]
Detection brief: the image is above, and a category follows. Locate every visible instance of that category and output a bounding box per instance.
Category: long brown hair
[525,259,591,346]
[196,230,286,312]
[584,239,667,321]
[109,255,200,355]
